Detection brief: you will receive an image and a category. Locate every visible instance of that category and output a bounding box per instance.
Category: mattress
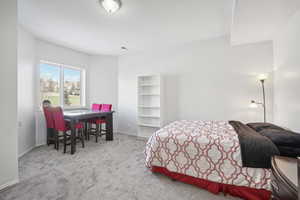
[145,120,271,190]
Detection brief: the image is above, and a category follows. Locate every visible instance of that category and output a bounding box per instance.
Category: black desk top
[64,109,114,120]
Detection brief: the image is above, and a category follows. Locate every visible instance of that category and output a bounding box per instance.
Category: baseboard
[18,146,35,158]
[117,132,148,141]
[116,131,137,137]
[0,179,19,192]
[117,131,137,136]
[136,135,149,141]
[35,142,46,147]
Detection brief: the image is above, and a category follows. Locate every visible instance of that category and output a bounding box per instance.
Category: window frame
[38,60,86,109]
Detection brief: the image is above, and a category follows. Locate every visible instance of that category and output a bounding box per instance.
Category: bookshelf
[137,75,163,138]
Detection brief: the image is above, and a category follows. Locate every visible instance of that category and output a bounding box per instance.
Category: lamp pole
[261,79,266,123]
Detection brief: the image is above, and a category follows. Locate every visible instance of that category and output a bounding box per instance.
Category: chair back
[101,104,112,112]
[43,107,54,129]
[91,103,101,111]
[52,107,66,131]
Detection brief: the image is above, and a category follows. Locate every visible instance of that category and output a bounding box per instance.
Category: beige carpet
[0,134,238,200]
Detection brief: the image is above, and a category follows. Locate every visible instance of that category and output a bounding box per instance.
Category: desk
[64,109,114,154]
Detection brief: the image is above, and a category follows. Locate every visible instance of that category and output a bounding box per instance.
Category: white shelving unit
[137,75,163,138]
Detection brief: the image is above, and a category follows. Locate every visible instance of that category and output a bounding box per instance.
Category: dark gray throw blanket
[247,122,300,157]
[229,121,280,169]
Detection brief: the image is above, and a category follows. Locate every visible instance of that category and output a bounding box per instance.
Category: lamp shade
[101,0,121,13]
[249,100,258,108]
[257,73,268,81]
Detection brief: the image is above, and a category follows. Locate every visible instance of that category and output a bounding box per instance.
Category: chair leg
[99,123,106,136]
[56,131,59,151]
[100,123,104,135]
[95,124,99,143]
[81,128,85,148]
[87,123,90,141]
[84,122,88,140]
[63,131,67,154]
[57,136,59,151]
[54,131,57,149]
[99,123,102,136]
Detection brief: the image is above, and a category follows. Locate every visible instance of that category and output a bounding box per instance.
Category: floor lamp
[250,74,268,123]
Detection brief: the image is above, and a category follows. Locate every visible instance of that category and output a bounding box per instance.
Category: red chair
[86,104,102,140]
[43,107,54,129]
[52,107,85,153]
[101,104,112,112]
[88,104,112,143]
[43,107,58,148]
[91,103,101,111]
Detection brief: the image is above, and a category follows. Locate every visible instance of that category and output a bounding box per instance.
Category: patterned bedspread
[145,120,271,190]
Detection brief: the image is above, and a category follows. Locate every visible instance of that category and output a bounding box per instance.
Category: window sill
[37,106,88,112]
[63,106,88,111]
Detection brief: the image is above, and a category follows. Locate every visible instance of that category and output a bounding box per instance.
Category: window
[39,61,85,107]
[40,63,61,106]
[63,68,82,106]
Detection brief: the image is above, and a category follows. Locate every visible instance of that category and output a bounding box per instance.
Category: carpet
[0,134,238,200]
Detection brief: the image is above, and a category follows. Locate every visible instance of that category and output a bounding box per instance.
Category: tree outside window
[40,62,84,107]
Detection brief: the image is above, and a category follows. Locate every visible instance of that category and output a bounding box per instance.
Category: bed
[145,120,281,200]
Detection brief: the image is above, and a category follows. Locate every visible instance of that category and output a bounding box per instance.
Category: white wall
[35,40,90,107]
[18,27,36,157]
[34,40,120,144]
[118,37,274,135]
[231,0,300,46]
[15,32,120,147]
[35,40,91,145]
[36,40,90,71]
[273,10,300,132]
[88,55,119,129]
[0,0,19,189]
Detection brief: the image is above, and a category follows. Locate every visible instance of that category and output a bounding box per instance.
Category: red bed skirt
[151,166,271,200]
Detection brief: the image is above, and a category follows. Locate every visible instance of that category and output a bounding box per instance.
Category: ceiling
[19,0,300,55]
[231,0,300,45]
[18,0,233,55]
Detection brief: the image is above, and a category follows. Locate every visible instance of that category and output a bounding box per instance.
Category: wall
[0,0,19,189]
[88,55,119,129]
[35,40,91,146]
[36,40,90,71]
[18,27,36,157]
[273,10,300,132]
[36,39,90,107]
[15,32,120,147]
[118,37,274,135]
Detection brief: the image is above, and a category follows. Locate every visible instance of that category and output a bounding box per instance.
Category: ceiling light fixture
[100,0,121,13]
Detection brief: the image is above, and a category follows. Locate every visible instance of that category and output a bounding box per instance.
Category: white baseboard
[18,146,35,158]
[117,131,137,136]
[35,142,46,147]
[117,132,148,141]
[0,179,19,192]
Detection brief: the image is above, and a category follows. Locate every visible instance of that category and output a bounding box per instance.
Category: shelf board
[138,105,160,109]
[140,84,160,87]
[139,115,160,118]
[139,123,161,128]
[139,93,160,96]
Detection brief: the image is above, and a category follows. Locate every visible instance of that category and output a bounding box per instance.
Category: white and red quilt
[145,120,271,190]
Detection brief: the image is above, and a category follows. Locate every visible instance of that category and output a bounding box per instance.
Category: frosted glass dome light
[100,0,121,13]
